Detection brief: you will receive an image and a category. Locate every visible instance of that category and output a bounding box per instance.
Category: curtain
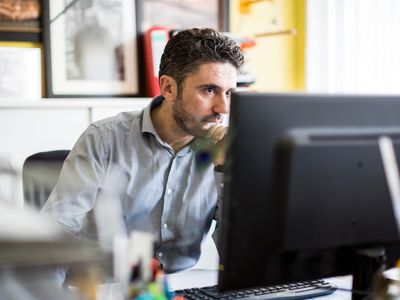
[306,0,400,94]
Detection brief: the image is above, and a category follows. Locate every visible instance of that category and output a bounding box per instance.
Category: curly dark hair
[159,28,244,94]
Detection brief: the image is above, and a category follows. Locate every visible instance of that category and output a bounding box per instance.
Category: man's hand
[206,124,228,166]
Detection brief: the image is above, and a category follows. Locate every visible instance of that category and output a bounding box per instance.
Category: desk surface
[166,269,353,299]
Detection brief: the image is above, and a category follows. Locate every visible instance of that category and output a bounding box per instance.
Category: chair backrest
[22,150,70,209]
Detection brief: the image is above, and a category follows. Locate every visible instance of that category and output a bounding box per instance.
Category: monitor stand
[352,247,386,300]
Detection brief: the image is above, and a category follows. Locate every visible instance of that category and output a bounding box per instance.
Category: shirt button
[167,188,172,194]
[220,183,224,188]
[163,223,168,229]
[158,252,163,258]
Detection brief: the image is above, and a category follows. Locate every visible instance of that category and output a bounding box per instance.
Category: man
[43,28,244,274]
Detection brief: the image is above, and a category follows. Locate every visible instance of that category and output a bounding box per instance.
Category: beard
[172,95,222,138]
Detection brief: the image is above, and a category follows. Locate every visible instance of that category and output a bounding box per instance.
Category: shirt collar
[141,95,163,136]
[141,95,193,156]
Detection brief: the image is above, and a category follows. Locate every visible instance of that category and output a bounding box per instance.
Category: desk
[95,269,352,299]
[166,269,353,299]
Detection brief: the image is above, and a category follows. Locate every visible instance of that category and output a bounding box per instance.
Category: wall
[0,99,150,205]
[230,0,305,91]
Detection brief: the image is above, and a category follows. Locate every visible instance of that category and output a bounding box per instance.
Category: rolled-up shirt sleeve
[42,124,108,236]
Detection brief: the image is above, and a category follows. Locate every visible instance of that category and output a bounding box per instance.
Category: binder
[143,27,170,97]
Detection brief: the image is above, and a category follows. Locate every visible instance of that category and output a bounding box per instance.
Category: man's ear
[159,75,178,101]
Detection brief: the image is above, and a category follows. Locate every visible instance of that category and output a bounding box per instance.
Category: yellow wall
[230,0,305,91]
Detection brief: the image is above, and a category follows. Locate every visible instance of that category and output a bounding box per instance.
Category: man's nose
[214,93,230,115]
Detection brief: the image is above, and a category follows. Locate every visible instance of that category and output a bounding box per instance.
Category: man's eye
[206,87,215,93]
[226,90,232,97]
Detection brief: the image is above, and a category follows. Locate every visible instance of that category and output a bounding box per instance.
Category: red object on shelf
[143,26,170,97]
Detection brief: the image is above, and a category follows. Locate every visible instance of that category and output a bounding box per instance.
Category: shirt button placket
[160,156,175,243]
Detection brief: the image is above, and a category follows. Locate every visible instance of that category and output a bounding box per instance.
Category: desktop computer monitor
[218,92,400,292]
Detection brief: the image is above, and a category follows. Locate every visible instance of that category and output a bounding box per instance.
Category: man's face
[171,62,237,137]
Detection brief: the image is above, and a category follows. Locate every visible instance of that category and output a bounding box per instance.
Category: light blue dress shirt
[43,96,222,273]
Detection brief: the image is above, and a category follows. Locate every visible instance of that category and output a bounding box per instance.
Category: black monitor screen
[218,92,400,291]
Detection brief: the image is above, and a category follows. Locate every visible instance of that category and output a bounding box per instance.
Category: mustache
[202,114,223,123]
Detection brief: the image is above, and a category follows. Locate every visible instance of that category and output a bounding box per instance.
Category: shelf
[0,97,151,109]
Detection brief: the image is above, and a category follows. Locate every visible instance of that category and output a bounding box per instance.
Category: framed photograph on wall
[139,0,229,32]
[0,0,41,42]
[0,45,42,100]
[42,0,139,97]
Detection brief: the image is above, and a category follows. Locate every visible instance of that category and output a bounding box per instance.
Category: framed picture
[42,0,139,97]
[0,44,42,100]
[139,0,229,32]
[0,0,41,42]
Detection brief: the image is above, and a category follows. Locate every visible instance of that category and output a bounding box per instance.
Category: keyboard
[174,279,336,299]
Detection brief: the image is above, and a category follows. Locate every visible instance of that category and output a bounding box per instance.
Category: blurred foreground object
[374,267,400,299]
[0,202,111,300]
[194,124,231,171]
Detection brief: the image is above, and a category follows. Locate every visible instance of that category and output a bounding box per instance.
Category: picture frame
[139,0,229,33]
[0,0,41,42]
[0,44,42,100]
[42,0,139,98]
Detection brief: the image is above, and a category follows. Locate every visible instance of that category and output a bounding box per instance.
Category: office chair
[22,150,70,209]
